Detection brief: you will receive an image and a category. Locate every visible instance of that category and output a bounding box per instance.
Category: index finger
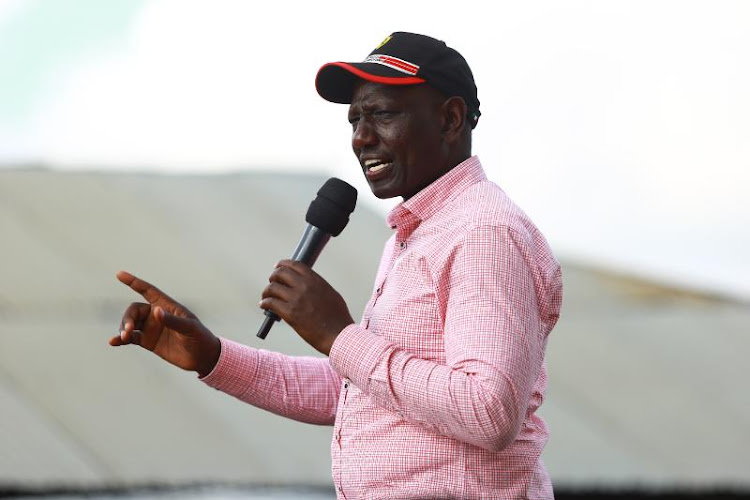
[275,259,311,275]
[116,270,168,304]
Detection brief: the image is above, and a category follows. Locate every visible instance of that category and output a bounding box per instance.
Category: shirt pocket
[370,253,445,362]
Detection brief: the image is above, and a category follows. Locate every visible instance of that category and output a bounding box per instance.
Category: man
[111,32,562,499]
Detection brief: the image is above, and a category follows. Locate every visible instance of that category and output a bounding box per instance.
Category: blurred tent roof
[0,169,748,488]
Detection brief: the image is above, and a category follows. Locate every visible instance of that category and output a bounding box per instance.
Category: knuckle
[270,267,285,282]
[269,268,287,283]
[292,261,308,272]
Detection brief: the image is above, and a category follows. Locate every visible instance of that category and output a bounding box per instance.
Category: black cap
[316,32,481,128]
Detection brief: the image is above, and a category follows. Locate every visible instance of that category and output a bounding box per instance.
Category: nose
[352,117,377,152]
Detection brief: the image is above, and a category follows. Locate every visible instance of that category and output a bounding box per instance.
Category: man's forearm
[202,338,342,426]
[329,324,543,452]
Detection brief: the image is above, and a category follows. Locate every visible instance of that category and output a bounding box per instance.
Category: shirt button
[376,287,382,294]
[344,382,349,389]
[399,241,406,249]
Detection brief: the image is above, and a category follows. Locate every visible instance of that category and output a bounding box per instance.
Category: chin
[368,182,402,200]
[371,189,398,200]
[366,173,409,200]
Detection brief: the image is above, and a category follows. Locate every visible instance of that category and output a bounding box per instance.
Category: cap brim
[315,62,426,104]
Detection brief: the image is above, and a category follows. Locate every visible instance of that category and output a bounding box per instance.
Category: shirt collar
[386,155,486,229]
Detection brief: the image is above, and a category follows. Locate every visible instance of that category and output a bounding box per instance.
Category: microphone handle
[256,225,332,339]
[290,224,332,265]
[257,311,278,340]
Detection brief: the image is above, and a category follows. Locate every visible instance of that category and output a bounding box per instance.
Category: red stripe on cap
[324,62,425,86]
[378,56,419,75]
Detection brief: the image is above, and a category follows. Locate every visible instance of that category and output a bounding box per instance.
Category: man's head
[315,32,480,200]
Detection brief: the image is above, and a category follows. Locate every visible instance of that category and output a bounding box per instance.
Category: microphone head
[306,177,358,236]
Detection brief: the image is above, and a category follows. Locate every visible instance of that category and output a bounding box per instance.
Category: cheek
[378,127,409,159]
[404,128,441,166]
[379,118,439,169]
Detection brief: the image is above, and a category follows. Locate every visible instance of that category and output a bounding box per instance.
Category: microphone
[257,177,358,339]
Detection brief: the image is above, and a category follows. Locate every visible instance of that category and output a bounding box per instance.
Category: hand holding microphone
[257,178,358,354]
[110,177,357,373]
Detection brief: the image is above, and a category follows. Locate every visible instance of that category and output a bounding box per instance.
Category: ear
[440,96,468,143]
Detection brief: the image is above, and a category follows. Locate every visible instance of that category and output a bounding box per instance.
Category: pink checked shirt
[202,156,563,499]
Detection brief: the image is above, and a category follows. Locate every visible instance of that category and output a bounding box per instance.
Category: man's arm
[111,271,341,426]
[200,338,341,426]
[328,225,556,451]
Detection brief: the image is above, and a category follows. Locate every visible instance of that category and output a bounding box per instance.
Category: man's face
[348,81,448,200]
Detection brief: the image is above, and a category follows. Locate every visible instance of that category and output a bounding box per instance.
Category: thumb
[155,306,198,335]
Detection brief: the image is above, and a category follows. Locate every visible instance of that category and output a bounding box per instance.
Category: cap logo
[375,35,392,49]
[363,54,420,76]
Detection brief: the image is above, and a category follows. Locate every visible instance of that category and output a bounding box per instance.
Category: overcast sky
[1,0,748,299]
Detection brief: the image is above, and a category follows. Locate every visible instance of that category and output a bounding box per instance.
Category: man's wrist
[320,320,354,356]
[197,336,222,378]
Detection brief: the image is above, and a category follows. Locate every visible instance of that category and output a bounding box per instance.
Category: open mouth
[363,159,393,177]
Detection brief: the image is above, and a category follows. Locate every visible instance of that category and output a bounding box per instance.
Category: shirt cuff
[199,337,260,397]
[328,324,392,390]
